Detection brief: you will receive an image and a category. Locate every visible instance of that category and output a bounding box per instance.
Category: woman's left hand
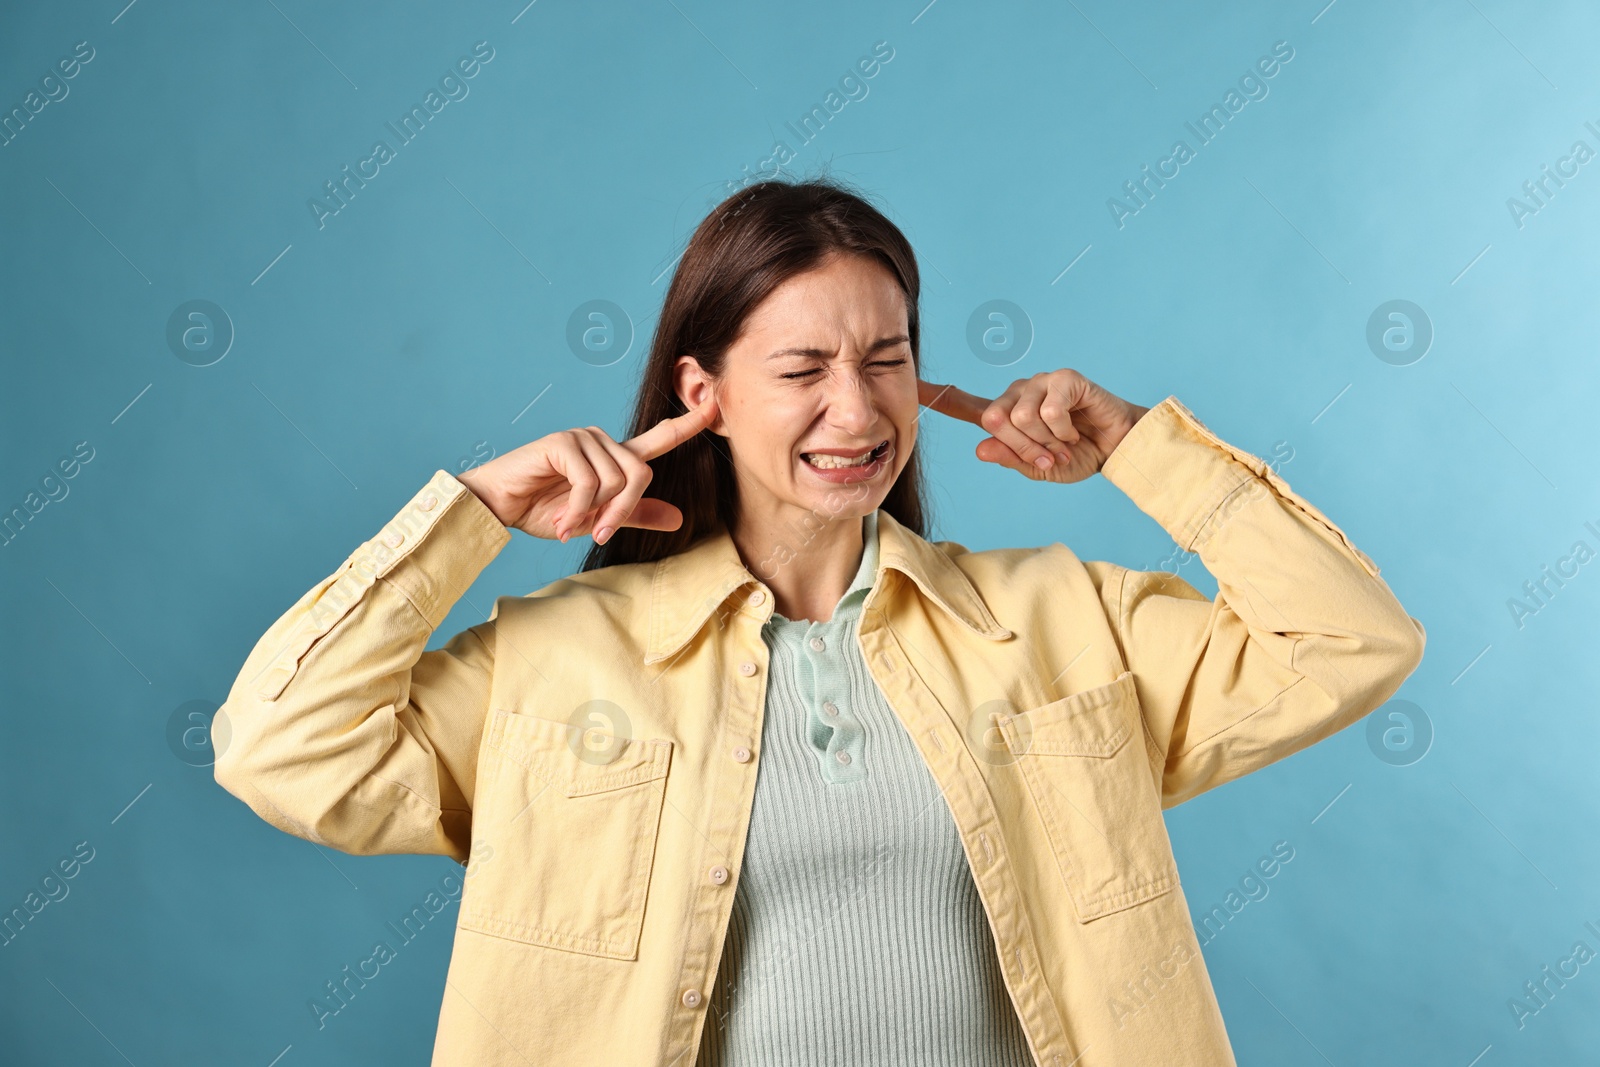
[917,369,1151,484]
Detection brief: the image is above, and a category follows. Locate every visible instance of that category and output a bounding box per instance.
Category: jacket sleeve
[1091,395,1426,809]
[213,469,511,860]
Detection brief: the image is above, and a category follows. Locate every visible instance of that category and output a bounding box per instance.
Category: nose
[819,362,878,434]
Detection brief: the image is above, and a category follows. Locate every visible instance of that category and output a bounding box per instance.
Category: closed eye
[780,358,908,381]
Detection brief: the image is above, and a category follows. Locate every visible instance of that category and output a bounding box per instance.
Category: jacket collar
[644,508,1011,665]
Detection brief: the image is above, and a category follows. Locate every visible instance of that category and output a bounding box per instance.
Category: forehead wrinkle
[766,334,911,362]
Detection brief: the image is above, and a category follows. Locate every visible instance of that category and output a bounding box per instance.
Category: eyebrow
[765,335,911,361]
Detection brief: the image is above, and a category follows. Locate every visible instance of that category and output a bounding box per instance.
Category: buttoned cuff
[1099,396,1380,577]
[372,470,512,626]
[252,470,511,701]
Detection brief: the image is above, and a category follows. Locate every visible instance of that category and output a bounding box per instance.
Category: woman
[214,178,1425,1067]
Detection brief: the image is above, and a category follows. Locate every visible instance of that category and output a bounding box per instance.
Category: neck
[730,504,868,624]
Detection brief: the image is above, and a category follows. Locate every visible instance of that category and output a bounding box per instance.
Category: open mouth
[801,439,890,470]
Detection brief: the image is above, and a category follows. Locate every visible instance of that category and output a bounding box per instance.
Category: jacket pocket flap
[488,710,672,797]
[995,671,1137,758]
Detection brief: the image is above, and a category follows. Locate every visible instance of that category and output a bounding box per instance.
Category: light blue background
[3,1,1596,1063]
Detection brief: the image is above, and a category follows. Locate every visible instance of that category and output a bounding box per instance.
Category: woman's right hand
[455,394,719,545]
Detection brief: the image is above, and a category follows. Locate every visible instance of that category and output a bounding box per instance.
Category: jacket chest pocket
[994,671,1177,922]
[460,709,673,960]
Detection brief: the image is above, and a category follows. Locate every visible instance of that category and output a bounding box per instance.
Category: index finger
[624,392,720,461]
[918,378,992,427]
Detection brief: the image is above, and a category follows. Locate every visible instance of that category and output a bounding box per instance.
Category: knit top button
[835,750,852,765]
[418,494,438,511]
[809,637,825,652]
[822,701,838,717]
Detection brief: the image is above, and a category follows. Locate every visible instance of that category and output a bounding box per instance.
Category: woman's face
[675,251,918,530]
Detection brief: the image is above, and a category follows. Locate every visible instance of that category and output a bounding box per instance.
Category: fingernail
[1055,451,1070,465]
[1035,455,1053,469]
[595,525,614,544]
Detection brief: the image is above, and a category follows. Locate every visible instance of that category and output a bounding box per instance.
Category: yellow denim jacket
[214,395,1425,1067]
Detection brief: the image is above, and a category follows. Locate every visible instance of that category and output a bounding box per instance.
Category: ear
[673,355,727,437]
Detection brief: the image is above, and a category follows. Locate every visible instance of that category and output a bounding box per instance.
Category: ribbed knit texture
[696,510,1035,1067]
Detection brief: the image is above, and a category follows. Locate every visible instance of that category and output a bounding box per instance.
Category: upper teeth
[805,445,880,469]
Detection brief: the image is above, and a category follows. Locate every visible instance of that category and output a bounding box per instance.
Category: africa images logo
[308,41,496,230]
[1106,39,1295,230]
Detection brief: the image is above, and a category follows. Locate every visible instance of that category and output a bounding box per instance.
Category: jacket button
[739,661,756,676]
[708,864,729,885]
[731,746,751,763]
[748,589,765,605]
[682,988,702,1008]
[418,494,438,511]
[383,531,403,548]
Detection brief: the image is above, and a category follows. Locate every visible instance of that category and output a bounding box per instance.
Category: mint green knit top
[695,510,1034,1066]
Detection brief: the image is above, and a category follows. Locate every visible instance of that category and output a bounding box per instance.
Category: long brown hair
[579,175,931,573]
